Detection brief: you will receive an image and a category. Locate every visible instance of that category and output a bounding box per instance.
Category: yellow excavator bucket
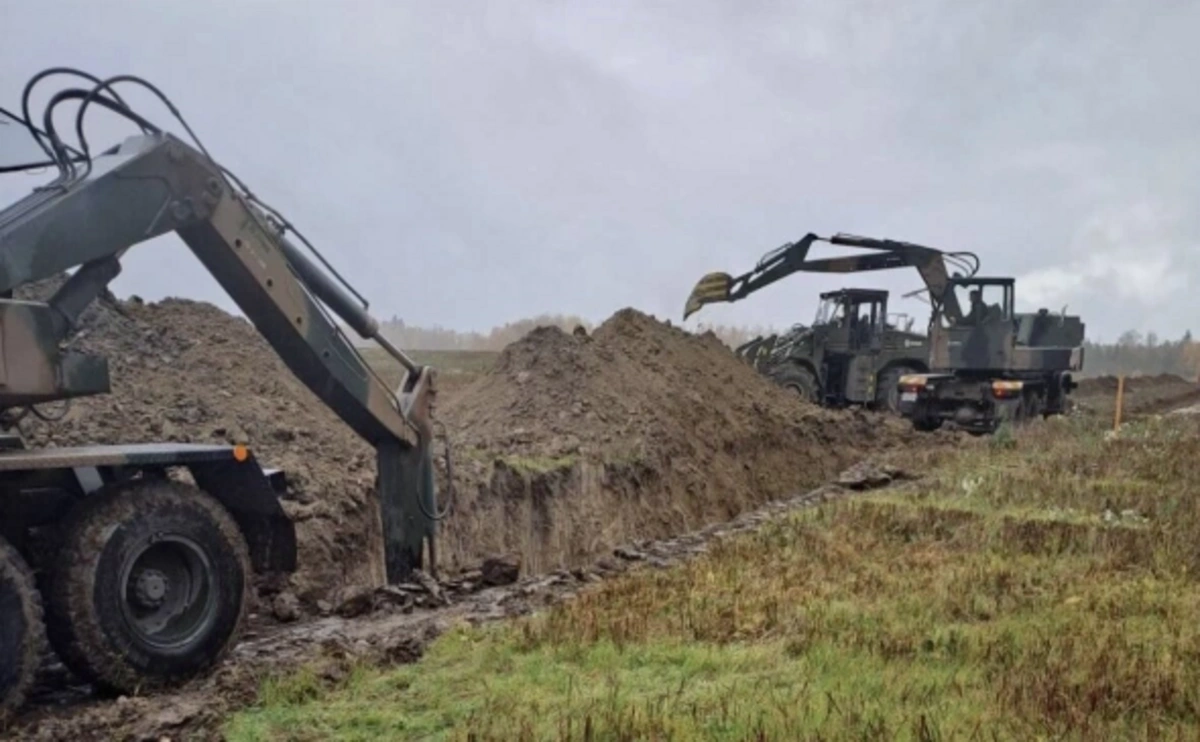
[683,272,734,320]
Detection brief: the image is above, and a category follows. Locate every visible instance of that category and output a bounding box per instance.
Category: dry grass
[226,412,1200,741]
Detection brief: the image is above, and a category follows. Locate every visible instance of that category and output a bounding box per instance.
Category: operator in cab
[964,289,987,324]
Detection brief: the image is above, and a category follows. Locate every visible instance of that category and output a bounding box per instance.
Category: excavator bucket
[683,272,735,320]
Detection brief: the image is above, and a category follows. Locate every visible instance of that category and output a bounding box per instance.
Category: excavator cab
[931,278,1015,371]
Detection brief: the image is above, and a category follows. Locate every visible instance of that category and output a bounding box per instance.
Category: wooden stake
[1114,374,1126,430]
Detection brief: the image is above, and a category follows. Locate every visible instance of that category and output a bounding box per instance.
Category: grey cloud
[2,0,1195,340]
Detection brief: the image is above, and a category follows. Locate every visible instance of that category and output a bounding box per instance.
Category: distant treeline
[374,317,1199,379]
[1081,330,1200,379]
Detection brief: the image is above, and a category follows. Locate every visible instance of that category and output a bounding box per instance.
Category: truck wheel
[875,365,917,414]
[44,480,251,695]
[0,537,44,721]
[772,365,820,404]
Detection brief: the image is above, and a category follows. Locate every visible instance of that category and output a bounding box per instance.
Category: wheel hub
[119,536,217,650]
[132,568,170,609]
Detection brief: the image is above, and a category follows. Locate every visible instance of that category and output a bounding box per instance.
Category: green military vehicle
[0,68,444,717]
[685,231,1084,434]
[732,287,931,413]
[894,276,1084,433]
[685,232,981,415]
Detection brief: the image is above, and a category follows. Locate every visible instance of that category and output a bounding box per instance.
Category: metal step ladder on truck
[0,68,449,718]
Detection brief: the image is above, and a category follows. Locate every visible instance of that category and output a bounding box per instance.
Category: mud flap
[377,439,436,584]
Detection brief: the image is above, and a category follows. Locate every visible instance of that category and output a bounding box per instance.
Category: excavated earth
[436,311,933,575]
[5,284,964,739]
[1073,373,1200,419]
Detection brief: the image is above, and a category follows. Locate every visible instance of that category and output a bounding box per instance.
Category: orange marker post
[1113,374,1126,431]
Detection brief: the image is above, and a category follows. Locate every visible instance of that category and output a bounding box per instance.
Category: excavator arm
[683,232,980,324]
[0,78,438,582]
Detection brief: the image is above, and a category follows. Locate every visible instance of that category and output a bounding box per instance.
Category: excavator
[684,231,1085,432]
[684,232,979,412]
[0,69,444,717]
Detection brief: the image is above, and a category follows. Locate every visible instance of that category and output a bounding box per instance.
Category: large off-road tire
[44,479,251,695]
[772,365,820,404]
[875,365,918,415]
[0,536,45,721]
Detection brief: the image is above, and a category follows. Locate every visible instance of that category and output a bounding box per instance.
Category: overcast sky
[3,0,1197,342]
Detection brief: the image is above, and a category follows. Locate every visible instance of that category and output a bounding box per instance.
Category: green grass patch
[226,415,1200,741]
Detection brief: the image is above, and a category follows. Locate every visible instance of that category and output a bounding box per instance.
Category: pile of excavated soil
[1073,373,1200,418]
[438,309,922,573]
[11,282,929,604]
[14,279,384,601]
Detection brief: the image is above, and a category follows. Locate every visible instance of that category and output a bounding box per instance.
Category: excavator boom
[0,86,436,582]
[683,232,980,324]
[0,69,454,712]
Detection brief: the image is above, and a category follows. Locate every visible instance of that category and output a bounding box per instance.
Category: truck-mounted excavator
[0,68,444,717]
[684,231,1085,432]
[684,232,979,413]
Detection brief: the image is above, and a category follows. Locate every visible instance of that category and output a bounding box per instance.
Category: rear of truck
[895,279,1084,433]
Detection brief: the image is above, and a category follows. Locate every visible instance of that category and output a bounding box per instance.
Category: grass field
[225,412,1200,741]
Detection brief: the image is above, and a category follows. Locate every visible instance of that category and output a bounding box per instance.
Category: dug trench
[5,284,966,737]
[10,461,925,741]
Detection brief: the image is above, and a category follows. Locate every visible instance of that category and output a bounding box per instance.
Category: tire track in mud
[6,460,909,742]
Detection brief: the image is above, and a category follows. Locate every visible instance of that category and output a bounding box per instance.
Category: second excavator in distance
[684,231,1085,434]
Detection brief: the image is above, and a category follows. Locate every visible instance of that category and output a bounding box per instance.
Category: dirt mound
[14,280,383,600]
[10,284,925,604]
[439,308,918,573]
[1074,373,1200,418]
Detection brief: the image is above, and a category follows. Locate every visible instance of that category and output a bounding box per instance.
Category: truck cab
[897,276,1085,433]
[757,288,930,412]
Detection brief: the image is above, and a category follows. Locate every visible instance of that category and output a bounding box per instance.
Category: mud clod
[270,592,302,623]
[480,555,522,586]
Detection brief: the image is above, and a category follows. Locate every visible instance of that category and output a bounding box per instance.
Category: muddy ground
[8,461,912,742]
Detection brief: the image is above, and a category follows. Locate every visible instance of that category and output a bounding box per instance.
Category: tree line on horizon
[374,316,1200,380]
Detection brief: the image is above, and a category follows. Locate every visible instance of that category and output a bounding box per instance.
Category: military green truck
[894,276,1084,433]
[685,232,981,415]
[0,68,444,717]
[732,288,931,413]
[685,231,1085,434]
